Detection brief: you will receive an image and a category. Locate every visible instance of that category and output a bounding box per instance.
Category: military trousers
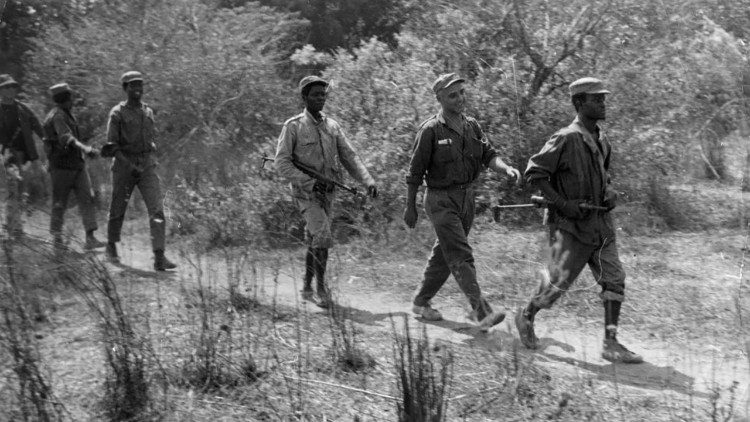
[107,161,165,251]
[531,226,626,310]
[49,167,98,236]
[4,149,29,235]
[295,190,334,249]
[413,186,492,320]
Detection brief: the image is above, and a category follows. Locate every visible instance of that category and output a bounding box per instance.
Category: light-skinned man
[405,73,521,331]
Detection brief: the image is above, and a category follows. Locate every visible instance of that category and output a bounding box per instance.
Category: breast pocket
[433,142,456,163]
[295,136,320,163]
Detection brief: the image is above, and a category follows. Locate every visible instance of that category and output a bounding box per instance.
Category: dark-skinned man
[0,74,43,238]
[42,83,106,250]
[514,77,643,363]
[275,76,378,309]
[102,71,176,271]
[404,73,521,331]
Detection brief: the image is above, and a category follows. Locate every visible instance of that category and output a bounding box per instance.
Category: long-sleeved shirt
[525,116,614,244]
[42,106,85,170]
[406,111,498,188]
[105,101,158,169]
[0,100,42,164]
[274,109,374,199]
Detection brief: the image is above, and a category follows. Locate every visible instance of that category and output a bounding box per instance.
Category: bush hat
[0,74,20,89]
[569,77,610,96]
[432,73,465,94]
[49,83,73,97]
[120,71,144,84]
[298,75,328,93]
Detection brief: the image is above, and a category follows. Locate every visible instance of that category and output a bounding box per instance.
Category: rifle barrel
[260,153,358,195]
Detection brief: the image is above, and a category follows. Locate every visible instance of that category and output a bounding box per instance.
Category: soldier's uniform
[406,109,500,324]
[515,77,642,364]
[0,74,43,237]
[275,76,375,306]
[524,115,625,307]
[42,83,102,248]
[103,71,174,270]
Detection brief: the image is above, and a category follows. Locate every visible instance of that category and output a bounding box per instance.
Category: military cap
[120,71,144,84]
[49,83,73,97]
[0,74,20,89]
[569,77,610,97]
[298,75,328,93]
[432,73,465,94]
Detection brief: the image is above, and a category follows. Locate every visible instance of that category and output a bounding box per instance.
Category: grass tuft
[391,315,453,422]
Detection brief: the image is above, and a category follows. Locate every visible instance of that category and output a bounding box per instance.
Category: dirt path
[102,232,750,404]
[21,211,750,416]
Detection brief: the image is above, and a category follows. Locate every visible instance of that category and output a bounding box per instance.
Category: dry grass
[0,209,747,420]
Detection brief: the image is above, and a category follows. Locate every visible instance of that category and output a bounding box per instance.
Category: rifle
[493,195,608,212]
[261,153,358,195]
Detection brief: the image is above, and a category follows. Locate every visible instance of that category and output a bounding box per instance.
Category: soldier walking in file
[102,71,176,271]
[404,73,521,331]
[0,74,43,238]
[275,75,378,308]
[514,77,643,363]
[42,83,106,250]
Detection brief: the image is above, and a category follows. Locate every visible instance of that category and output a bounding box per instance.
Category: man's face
[579,93,606,120]
[125,80,143,101]
[303,84,327,114]
[437,82,466,114]
[60,97,74,111]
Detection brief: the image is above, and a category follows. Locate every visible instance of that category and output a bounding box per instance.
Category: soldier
[42,83,105,250]
[404,73,521,331]
[102,71,176,271]
[0,74,43,238]
[514,77,643,363]
[275,75,378,309]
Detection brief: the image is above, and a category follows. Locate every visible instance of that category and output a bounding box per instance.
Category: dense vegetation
[2,0,749,248]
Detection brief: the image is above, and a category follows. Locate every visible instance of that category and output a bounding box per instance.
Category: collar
[56,105,75,119]
[437,110,465,135]
[571,116,601,138]
[123,101,145,110]
[303,108,326,125]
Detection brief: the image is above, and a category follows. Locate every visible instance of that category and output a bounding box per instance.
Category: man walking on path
[102,71,176,271]
[404,73,521,331]
[514,77,643,363]
[0,74,43,238]
[275,75,378,309]
[42,83,106,250]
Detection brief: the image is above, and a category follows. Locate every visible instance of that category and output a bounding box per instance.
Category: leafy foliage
[8,0,749,247]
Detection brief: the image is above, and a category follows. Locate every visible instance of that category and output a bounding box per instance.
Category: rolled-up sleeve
[405,125,434,186]
[525,132,567,183]
[52,113,77,148]
[105,108,121,153]
[24,105,43,139]
[274,122,309,183]
[336,126,374,186]
[478,132,499,168]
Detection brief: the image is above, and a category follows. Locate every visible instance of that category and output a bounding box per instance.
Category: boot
[515,305,540,349]
[602,339,643,363]
[313,248,332,308]
[154,249,177,271]
[52,235,68,255]
[301,248,315,301]
[105,242,120,263]
[84,230,106,250]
